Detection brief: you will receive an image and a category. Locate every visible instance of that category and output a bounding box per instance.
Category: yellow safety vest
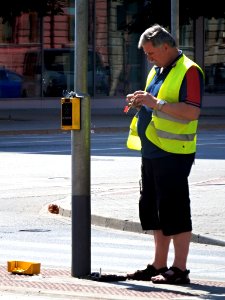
[127,54,203,154]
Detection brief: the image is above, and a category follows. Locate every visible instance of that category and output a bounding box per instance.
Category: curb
[58,206,225,247]
[0,122,225,135]
[0,129,64,136]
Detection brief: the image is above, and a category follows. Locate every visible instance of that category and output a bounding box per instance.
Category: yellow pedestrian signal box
[61,97,81,130]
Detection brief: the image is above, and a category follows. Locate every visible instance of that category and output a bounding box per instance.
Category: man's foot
[127,265,168,281]
[151,266,190,284]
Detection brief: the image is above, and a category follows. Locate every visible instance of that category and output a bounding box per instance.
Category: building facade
[0,0,225,110]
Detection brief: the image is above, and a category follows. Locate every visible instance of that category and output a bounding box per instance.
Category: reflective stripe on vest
[153,110,198,139]
[145,55,203,154]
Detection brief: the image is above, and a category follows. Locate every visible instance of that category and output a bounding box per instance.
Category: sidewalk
[1,107,225,299]
[1,264,225,300]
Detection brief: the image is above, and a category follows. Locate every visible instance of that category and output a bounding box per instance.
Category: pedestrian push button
[61,92,81,130]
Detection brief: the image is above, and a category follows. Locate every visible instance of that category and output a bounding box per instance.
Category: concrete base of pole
[71,195,91,277]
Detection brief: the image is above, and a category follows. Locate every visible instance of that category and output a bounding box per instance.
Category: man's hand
[126,91,157,110]
[126,91,200,121]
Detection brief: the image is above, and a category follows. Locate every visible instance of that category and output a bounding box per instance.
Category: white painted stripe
[1,239,225,264]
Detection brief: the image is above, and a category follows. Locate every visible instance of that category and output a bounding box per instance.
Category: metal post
[171,0,179,46]
[71,0,91,277]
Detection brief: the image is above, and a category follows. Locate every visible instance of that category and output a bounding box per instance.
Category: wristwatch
[156,99,167,111]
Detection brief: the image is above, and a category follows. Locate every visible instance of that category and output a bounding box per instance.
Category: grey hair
[138,24,176,49]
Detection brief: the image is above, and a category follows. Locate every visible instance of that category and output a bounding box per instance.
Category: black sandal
[127,265,168,281]
[151,266,190,285]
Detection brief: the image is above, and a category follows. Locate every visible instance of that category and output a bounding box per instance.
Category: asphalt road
[0,131,225,159]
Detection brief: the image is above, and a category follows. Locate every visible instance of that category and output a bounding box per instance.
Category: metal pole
[171,0,179,46]
[71,0,91,277]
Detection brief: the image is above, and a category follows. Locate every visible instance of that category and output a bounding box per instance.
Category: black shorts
[139,153,195,236]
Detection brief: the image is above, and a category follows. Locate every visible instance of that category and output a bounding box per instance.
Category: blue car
[0,68,23,98]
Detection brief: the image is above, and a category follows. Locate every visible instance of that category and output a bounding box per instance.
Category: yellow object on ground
[7,261,41,275]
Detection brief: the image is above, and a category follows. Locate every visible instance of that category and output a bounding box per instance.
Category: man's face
[143,42,167,67]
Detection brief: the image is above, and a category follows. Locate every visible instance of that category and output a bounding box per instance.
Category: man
[126,24,204,284]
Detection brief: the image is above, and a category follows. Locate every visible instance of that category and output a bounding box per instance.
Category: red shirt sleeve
[183,66,202,107]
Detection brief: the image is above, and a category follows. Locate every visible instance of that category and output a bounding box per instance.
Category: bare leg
[127,229,171,280]
[152,230,171,269]
[172,231,191,270]
[151,231,191,283]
